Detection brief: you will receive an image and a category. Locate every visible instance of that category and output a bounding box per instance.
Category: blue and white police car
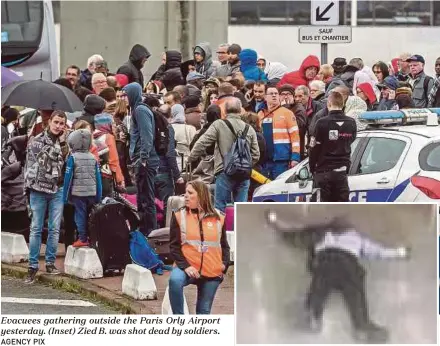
[253,108,440,203]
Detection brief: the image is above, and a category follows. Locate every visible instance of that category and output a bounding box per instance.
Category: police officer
[309,91,356,202]
[265,210,410,343]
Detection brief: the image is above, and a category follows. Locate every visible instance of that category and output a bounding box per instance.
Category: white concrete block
[161,286,189,314]
[122,264,157,300]
[1,232,29,263]
[64,246,103,279]
[227,231,235,262]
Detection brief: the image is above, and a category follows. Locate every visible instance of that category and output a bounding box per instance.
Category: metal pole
[351,0,357,26]
[321,43,328,64]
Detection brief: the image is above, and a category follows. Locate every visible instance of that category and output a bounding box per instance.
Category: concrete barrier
[122,264,157,300]
[161,286,189,314]
[227,231,235,262]
[1,232,29,263]
[64,246,103,279]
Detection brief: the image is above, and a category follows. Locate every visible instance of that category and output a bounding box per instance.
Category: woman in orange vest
[169,180,230,314]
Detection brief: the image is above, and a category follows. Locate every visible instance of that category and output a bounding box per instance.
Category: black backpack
[133,103,169,156]
[221,119,253,181]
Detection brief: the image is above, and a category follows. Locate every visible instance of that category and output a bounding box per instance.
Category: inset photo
[236,203,437,344]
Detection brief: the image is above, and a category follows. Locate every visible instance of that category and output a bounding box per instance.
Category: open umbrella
[1,79,83,112]
[1,66,22,87]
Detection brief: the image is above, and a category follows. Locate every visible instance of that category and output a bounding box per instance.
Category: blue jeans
[261,161,289,180]
[215,172,250,212]
[28,188,64,269]
[70,196,96,242]
[135,163,158,236]
[169,267,222,314]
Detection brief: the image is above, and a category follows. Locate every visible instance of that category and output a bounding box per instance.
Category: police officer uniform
[309,109,357,202]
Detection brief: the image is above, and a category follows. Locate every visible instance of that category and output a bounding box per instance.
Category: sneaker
[24,268,38,284]
[46,264,60,275]
[72,240,90,248]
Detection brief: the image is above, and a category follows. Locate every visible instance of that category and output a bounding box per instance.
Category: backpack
[129,229,165,273]
[133,103,169,156]
[221,119,253,181]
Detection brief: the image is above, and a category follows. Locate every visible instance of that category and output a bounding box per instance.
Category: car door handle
[376,177,391,184]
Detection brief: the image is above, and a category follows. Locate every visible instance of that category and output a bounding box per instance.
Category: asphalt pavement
[1,275,119,315]
[236,204,437,344]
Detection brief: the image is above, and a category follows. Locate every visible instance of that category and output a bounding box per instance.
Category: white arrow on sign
[311,0,339,26]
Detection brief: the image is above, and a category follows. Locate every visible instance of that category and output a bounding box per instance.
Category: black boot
[353,322,389,344]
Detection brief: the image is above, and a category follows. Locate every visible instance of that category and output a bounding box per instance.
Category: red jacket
[277,55,320,88]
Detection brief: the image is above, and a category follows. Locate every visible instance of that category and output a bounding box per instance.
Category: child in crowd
[74,120,99,161]
[63,129,103,247]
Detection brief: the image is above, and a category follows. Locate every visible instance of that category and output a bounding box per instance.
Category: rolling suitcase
[88,198,139,274]
[224,204,234,231]
[147,196,185,264]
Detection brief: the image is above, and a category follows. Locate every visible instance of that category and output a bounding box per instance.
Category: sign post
[309,0,342,64]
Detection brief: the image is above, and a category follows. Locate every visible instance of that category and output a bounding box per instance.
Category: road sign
[311,1,339,26]
[299,26,352,44]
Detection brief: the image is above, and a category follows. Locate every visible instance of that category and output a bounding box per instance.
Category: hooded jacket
[193,42,216,78]
[353,70,379,99]
[117,44,151,87]
[154,50,185,91]
[123,82,159,167]
[170,104,196,171]
[357,83,378,111]
[327,65,359,94]
[344,96,368,131]
[63,129,102,202]
[75,94,106,129]
[239,49,268,82]
[259,56,288,84]
[277,55,320,88]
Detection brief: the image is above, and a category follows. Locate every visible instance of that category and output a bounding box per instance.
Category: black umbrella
[1,79,83,112]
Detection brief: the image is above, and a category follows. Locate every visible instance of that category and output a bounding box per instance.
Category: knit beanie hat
[278,84,295,96]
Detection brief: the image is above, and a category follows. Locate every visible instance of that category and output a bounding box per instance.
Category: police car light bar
[359,108,440,126]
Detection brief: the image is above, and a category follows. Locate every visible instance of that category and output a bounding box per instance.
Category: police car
[253,108,440,202]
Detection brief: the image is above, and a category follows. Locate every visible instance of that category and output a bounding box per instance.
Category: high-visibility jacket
[258,106,300,162]
[174,208,225,278]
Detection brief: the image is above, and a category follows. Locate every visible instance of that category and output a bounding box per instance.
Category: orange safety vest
[174,208,225,278]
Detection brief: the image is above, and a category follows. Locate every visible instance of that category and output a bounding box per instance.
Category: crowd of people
[1,41,439,287]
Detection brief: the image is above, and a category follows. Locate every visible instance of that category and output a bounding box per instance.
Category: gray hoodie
[66,129,99,197]
[194,42,216,78]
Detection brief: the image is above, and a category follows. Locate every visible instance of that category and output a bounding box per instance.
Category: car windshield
[1,1,43,46]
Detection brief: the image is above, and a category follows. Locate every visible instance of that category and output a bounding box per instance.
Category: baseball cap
[405,55,425,64]
[377,76,399,91]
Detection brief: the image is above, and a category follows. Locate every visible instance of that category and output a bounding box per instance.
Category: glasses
[216,51,227,54]
[280,92,292,97]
